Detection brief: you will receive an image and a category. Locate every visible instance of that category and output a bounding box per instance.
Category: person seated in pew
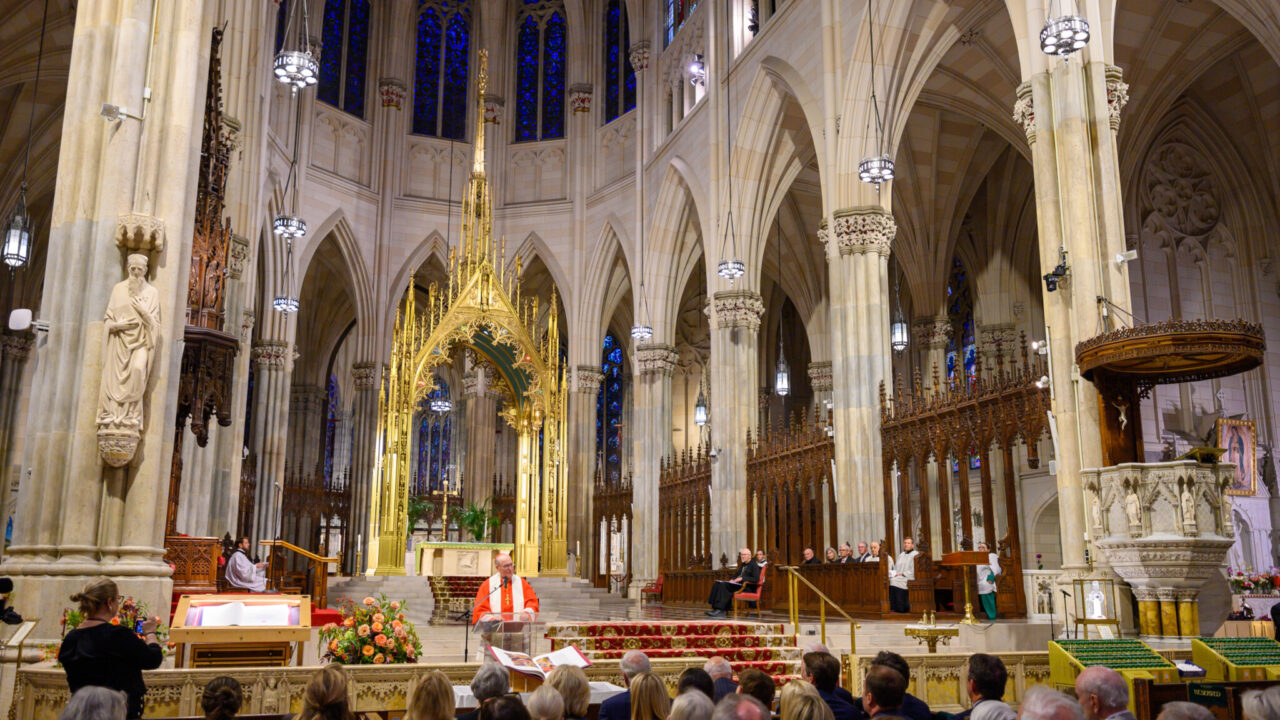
[706,549,760,618]
[408,670,456,720]
[201,676,243,720]
[802,547,822,565]
[546,665,591,720]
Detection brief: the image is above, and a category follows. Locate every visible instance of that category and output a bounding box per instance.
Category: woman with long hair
[407,670,455,720]
[629,673,670,720]
[58,578,163,720]
[546,665,590,720]
[296,665,354,720]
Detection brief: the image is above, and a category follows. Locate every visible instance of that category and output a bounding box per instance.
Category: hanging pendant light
[718,52,746,284]
[890,265,908,352]
[5,0,49,270]
[273,0,319,92]
[1040,1,1090,57]
[274,83,306,314]
[632,194,655,341]
[859,0,895,186]
[272,213,307,239]
[429,383,454,414]
[774,339,790,396]
[630,321,653,341]
[273,239,299,313]
[694,384,709,426]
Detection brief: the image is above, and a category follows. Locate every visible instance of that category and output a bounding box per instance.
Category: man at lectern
[472,553,540,626]
[225,536,268,592]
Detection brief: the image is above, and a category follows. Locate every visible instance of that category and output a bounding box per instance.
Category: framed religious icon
[1218,418,1257,497]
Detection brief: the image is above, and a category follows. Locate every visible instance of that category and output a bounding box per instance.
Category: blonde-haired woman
[296,665,354,720]
[547,665,591,720]
[629,673,670,720]
[58,578,162,720]
[407,670,455,720]
[779,681,833,720]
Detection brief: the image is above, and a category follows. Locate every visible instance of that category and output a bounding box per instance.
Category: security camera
[100,103,142,122]
[1115,249,1138,266]
[1031,340,1049,356]
[1043,248,1069,292]
[1035,376,1050,389]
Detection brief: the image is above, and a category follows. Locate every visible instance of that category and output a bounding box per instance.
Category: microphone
[1060,589,1071,597]
[502,575,510,588]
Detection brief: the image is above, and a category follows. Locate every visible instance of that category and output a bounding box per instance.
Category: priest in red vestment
[472,552,540,625]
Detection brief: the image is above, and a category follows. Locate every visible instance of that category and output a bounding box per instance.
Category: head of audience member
[298,664,354,720]
[70,577,120,618]
[1156,702,1214,720]
[966,654,1007,703]
[407,670,455,720]
[780,682,834,720]
[738,549,752,566]
[494,553,516,579]
[1241,686,1280,720]
[801,651,841,693]
[871,651,913,686]
[630,672,671,720]
[803,547,816,563]
[838,544,852,560]
[869,541,881,558]
[1073,666,1129,720]
[755,550,767,565]
[977,542,989,553]
[679,668,716,700]
[481,695,532,720]
[1019,687,1084,720]
[547,665,591,720]
[58,686,127,720]
[713,694,770,720]
[857,542,868,556]
[736,669,775,711]
[803,642,831,655]
[902,537,915,553]
[471,661,512,704]
[825,548,838,562]
[620,650,652,684]
[527,685,566,720]
[670,690,715,720]
[201,676,243,720]
[863,666,907,717]
[704,656,733,681]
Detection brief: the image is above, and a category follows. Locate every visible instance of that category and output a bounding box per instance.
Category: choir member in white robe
[888,537,918,613]
[976,542,1001,620]
[225,536,268,592]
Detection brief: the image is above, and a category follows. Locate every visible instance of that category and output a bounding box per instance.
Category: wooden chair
[641,574,664,602]
[732,565,767,618]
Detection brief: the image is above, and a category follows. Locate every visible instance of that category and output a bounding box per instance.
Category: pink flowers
[363,597,377,607]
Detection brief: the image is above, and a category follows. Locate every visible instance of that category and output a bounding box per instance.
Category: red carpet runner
[547,621,800,680]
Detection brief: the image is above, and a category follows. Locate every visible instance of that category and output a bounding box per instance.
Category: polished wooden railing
[261,540,339,609]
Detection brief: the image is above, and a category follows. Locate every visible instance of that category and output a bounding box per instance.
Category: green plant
[459,499,501,542]
[407,495,435,537]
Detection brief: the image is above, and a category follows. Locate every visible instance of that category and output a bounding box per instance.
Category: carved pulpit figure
[1124,489,1142,528]
[97,253,161,466]
[1181,487,1196,530]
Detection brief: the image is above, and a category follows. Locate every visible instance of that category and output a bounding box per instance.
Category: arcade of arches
[0,0,1278,640]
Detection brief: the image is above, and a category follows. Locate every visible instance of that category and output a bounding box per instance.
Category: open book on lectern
[196,602,293,627]
[488,645,592,679]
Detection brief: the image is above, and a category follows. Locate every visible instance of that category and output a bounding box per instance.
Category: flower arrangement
[319,595,422,665]
[1036,553,1043,570]
[40,598,170,664]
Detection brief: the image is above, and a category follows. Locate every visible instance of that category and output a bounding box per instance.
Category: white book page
[535,646,591,669]
[237,603,292,626]
[199,603,244,627]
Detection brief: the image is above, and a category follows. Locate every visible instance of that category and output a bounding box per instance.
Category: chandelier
[1040,3,1090,57]
[273,1,319,92]
[694,385,709,426]
[774,339,790,396]
[632,189,655,341]
[859,0,895,186]
[890,265,908,352]
[5,0,49,270]
[429,383,454,414]
[273,238,299,313]
[272,213,307,239]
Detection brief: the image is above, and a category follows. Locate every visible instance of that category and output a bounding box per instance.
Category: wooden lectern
[941,551,990,625]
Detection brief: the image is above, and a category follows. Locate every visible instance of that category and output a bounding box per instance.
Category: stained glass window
[414,1,471,138]
[946,257,976,383]
[665,0,699,46]
[416,378,453,494]
[317,0,370,118]
[596,334,627,482]
[513,1,567,142]
[323,375,340,484]
[603,0,636,123]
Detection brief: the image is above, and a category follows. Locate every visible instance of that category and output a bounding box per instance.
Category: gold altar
[368,51,567,578]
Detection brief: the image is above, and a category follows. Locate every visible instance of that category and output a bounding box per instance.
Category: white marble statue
[1125,489,1142,527]
[1085,581,1107,619]
[1090,495,1104,529]
[97,253,161,466]
[1181,487,1196,528]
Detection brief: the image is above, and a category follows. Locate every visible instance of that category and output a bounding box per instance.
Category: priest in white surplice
[887,537,918,613]
[225,536,268,592]
[471,552,540,625]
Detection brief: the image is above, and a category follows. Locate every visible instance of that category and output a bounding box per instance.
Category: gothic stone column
[825,208,893,549]
[249,341,293,545]
[630,344,678,591]
[709,291,763,560]
[0,334,35,561]
[345,361,379,575]
[0,0,214,638]
[462,368,499,508]
[570,367,603,579]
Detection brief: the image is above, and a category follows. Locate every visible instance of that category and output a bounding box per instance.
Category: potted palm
[459,498,501,542]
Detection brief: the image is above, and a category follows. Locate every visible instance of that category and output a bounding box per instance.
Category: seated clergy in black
[707,548,758,617]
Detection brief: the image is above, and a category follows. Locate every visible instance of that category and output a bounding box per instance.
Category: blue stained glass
[275,0,289,54]
[541,12,566,138]
[622,0,636,115]
[323,375,339,483]
[440,11,470,139]
[318,0,345,107]
[609,348,622,364]
[608,382,620,394]
[597,332,626,481]
[604,1,621,121]
[603,335,614,349]
[515,17,540,141]
[342,0,369,117]
[414,8,443,135]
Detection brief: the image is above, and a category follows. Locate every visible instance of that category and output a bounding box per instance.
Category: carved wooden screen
[658,446,712,572]
[280,462,351,570]
[591,467,632,588]
[745,410,837,563]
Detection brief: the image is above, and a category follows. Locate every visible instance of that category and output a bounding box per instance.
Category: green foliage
[407,495,435,536]
[459,498,501,542]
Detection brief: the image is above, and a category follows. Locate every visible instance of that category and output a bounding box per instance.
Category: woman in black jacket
[58,578,163,719]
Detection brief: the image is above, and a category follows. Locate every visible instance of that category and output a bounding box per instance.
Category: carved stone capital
[816,220,830,250]
[1,333,34,362]
[462,371,482,397]
[380,78,408,110]
[1013,81,1035,144]
[222,115,243,151]
[1105,65,1129,132]
[116,212,165,253]
[913,318,952,350]
[628,42,651,71]
[228,234,250,280]
[576,365,605,393]
[712,290,764,332]
[351,361,378,391]
[636,343,679,377]
[807,362,833,392]
[831,206,894,257]
[252,341,291,369]
[978,323,1018,351]
[484,95,504,125]
[569,84,593,113]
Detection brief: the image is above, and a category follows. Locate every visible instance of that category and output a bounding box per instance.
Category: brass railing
[781,565,860,652]
[261,540,339,609]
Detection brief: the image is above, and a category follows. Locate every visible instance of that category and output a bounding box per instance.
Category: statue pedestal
[414,542,514,577]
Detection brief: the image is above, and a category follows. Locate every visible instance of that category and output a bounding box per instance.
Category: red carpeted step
[550,634,794,651]
[580,647,797,662]
[546,621,785,638]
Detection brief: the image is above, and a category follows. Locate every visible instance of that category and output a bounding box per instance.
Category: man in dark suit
[598,650,650,720]
[706,548,759,617]
[803,651,857,720]
[705,656,737,701]
[802,547,822,565]
[851,651,932,720]
[854,542,871,562]
[837,543,855,563]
